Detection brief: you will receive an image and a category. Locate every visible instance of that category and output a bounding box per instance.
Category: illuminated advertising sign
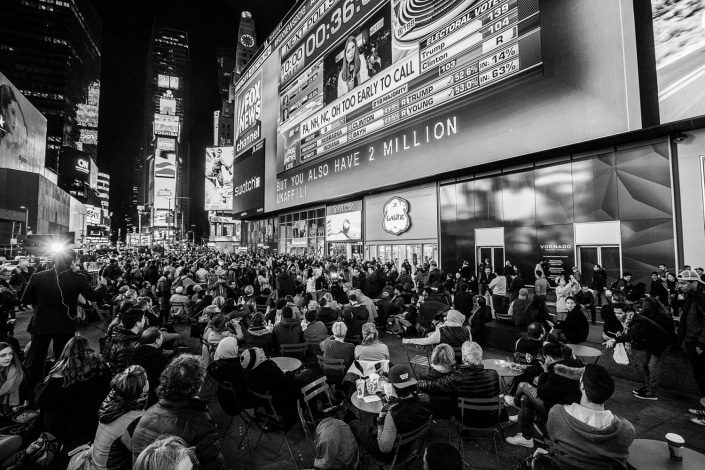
[89,157,98,190]
[86,205,101,225]
[79,129,98,145]
[153,114,180,137]
[156,137,176,151]
[157,74,180,90]
[326,200,362,241]
[154,176,176,211]
[159,97,177,116]
[205,146,235,211]
[59,147,90,184]
[231,141,265,218]
[155,150,176,178]
[76,104,99,128]
[651,1,705,123]
[0,71,47,174]
[235,71,262,155]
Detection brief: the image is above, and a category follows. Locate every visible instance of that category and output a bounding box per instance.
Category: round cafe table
[351,393,384,415]
[627,439,705,470]
[481,359,525,393]
[271,356,302,372]
[568,344,602,363]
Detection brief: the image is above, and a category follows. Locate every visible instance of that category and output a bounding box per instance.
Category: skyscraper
[231,11,257,96]
[138,25,190,242]
[0,0,102,171]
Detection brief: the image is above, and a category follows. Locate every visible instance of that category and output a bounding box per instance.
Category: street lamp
[19,206,29,235]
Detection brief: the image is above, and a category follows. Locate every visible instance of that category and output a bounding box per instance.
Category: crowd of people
[0,245,703,469]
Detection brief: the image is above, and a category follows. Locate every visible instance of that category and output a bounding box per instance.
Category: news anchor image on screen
[337,35,369,98]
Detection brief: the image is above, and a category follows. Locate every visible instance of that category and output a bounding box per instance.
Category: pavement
[12,309,705,470]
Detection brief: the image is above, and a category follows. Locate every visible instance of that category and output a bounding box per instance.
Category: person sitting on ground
[92,365,149,470]
[207,336,252,416]
[348,364,431,464]
[574,285,597,325]
[0,341,28,415]
[104,308,146,374]
[601,290,625,341]
[423,441,463,470]
[508,287,531,326]
[132,435,198,470]
[126,355,225,470]
[355,323,390,361]
[505,342,584,449]
[37,336,112,464]
[403,310,470,351]
[547,364,635,469]
[312,418,359,470]
[550,297,589,344]
[418,341,501,427]
[272,306,304,355]
[243,312,273,357]
[129,327,172,407]
[320,321,355,370]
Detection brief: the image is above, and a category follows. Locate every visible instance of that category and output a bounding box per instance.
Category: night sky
[96,0,296,237]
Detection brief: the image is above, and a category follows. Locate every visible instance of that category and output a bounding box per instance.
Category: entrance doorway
[578,246,621,287]
[476,246,504,274]
[475,228,505,275]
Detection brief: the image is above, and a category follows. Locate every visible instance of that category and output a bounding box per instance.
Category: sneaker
[508,414,518,423]
[690,417,705,426]
[633,390,657,401]
[504,395,516,408]
[632,387,648,395]
[506,433,534,448]
[688,408,705,417]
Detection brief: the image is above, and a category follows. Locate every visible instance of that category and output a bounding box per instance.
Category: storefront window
[278,208,325,255]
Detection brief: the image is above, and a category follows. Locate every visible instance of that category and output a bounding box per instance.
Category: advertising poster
[326,211,362,241]
[205,146,235,211]
[155,150,176,178]
[235,71,263,156]
[232,140,266,217]
[154,175,176,211]
[159,91,177,115]
[59,147,91,184]
[0,71,47,174]
[651,0,705,123]
[89,157,99,190]
[86,205,101,225]
[153,114,180,138]
[536,224,575,280]
[156,137,176,151]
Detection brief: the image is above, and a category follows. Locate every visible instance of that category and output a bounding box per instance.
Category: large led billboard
[155,150,176,178]
[0,71,47,174]
[153,114,180,138]
[651,0,705,123]
[232,141,266,218]
[231,0,644,212]
[205,146,235,211]
[59,147,91,184]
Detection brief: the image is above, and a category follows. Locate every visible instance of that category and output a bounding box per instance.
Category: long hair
[133,436,198,470]
[156,355,205,401]
[0,84,27,139]
[47,336,105,388]
[361,323,378,345]
[0,342,24,381]
[341,36,361,82]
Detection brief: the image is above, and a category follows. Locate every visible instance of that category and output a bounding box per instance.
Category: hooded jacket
[272,317,303,354]
[557,308,589,344]
[536,359,584,411]
[677,290,705,347]
[548,404,635,470]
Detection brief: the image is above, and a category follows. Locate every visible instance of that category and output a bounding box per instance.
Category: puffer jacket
[104,328,141,374]
[536,359,584,411]
[125,397,224,470]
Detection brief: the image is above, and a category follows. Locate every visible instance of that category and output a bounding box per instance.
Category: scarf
[98,389,147,424]
[0,364,23,413]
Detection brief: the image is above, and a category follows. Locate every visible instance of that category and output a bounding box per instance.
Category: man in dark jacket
[121,355,225,470]
[418,341,500,425]
[272,306,303,355]
[129,327,172,406]
[427,261,444,290]
[574,285,597,325]
[507,272,524,301]
[551,297,589,344]
[604,306,669,400]
[506,342,583,448]
[342,293,369,323]
[589,264,609,306]
[649,271,669,305]
[22,249,107,388]
[275,267,296,299]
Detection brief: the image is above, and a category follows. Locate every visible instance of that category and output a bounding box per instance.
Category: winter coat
[128,345,171,406]
[104,328,141,374]
[207,358,252,414]
[556,308,589,344]
[275,272,296,298]
[92,410,144,470]
[677,291,705,348]
[242,360,302,429]
[244,327,274,357]
[342,303,369,323]
[536,359,584,412]
[272,317,304,354]
[614,314,669,356]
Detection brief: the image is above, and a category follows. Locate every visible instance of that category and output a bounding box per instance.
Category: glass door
[578,245,621,286]
[477,246,504,274]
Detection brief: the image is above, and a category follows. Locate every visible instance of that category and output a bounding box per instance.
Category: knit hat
[214,336,239,360]
[240,347,267,370]
[175,286,184,294]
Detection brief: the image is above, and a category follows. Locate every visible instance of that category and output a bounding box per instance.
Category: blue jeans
[514,382,546,439]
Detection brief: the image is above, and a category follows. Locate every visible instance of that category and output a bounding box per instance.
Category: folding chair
[317,356,346,388]
[297,376,338,455]
[246,386,299,470]
[280,343,307,360]
[305,338,323,358]
[370,418,432,470]
[405,343,432,378]
[457,395,506,470]
[212,379,260,466]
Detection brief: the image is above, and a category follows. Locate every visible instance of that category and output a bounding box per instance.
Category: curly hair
[133,435,198,470]
[156,355,205,401]
[47,336,106,388]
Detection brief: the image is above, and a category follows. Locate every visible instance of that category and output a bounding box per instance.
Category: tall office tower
[0,0,102,171]
[138,25,190,242]
[231,11,257,93]
[217,47,236,104]
[214,48,235,147]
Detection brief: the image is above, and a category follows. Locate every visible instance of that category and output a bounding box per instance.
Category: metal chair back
[280,342,307,358]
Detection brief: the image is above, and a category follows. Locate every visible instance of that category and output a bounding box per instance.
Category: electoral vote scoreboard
[276,0,542,173]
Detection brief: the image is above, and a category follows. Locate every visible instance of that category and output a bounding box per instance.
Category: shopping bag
[613,343,629,365]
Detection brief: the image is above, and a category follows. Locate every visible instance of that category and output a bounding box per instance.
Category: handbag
[613,342,630,365]
[67,444,94,470]
[19,432,61,468]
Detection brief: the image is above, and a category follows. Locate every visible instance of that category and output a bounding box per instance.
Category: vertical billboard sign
[154,148,177,225]
[205,146,235,211]
[89,157,99,190]
[651,1,705,123]
[232,140,266,217]
[0,71,48,174]
[235,71,262,156]
[155,149,176,178]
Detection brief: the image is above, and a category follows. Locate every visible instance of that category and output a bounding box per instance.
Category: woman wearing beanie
[208,337,252,415]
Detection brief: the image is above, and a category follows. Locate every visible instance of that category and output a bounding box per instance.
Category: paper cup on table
[665,433,684,461]
[383,383,393,398]
[356,379,365,398]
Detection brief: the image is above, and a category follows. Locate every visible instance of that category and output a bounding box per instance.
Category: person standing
[533,271,549,302]
[590,264,609,306]
[22,249,106,390]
